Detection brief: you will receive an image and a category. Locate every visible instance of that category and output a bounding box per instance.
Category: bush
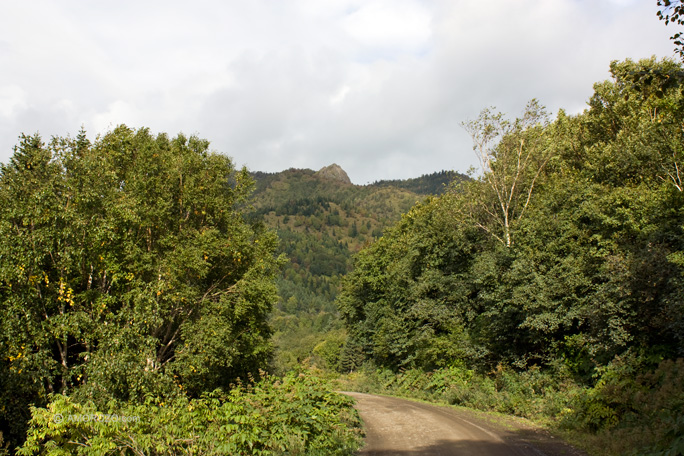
[338,356,684,456]
[17,374,362,456]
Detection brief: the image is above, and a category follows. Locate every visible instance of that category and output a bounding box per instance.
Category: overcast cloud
[0,0,677,183]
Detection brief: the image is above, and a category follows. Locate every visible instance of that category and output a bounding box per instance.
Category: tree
[0,126,281,449]
[658,0,684,60]
[337,195,478,370]
[461,99,551,247]
[340,58,684,375]
[611,58,684,191]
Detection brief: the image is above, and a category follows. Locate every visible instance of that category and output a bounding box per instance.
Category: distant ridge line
[250,166,467,196]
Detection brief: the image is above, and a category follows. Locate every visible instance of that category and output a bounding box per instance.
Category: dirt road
[343,392,584,456]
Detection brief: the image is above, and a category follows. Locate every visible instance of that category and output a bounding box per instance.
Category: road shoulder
[341,391,587,456]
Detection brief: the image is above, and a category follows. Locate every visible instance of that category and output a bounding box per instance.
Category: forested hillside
[337,57,684,455]
[248,165,464,372]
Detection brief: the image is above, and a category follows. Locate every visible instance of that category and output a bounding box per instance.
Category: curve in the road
[342,392,584,456]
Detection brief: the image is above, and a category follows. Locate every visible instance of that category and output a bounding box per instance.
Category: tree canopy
[338,57,684,375]
[0,126,281,449]
[658,0,684,59]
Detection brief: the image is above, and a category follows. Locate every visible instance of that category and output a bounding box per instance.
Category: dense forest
[337,57,684,455]
[248,165,462,372]
[0,137,459,453]
[0,128,362,454]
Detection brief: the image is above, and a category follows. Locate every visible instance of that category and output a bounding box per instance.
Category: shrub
[17,374,362,456]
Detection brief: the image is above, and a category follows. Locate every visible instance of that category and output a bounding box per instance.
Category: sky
[0,0,678,184]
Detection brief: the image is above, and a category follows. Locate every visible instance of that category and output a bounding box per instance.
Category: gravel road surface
[343,392,585,456]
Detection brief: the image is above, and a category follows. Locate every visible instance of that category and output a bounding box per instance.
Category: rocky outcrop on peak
[314,164,352,184]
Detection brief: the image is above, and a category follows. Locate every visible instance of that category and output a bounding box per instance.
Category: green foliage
[269,308,346,373]
[658,1,684,60]
[249,167,464,373]
[338,57,684,455]
[18,373,362,456]
[312,330,347,372]
[369,170,463,194]
[338,362,570,421]
[560,355,684,455]
[339,57,684,374]
[340,355,684,456]
[0,126,281,449]
[338,193,480,371]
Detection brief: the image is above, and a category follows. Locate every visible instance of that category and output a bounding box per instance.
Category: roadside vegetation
[334,57,684,456]
[19,373,361,456]
[336,358,684,456]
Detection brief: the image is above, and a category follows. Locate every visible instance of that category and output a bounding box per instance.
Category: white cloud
[343,0,432,57]
[0,85,27,118]
[330,85,351,106]
[0,0,677,183]
[91,101,139,134]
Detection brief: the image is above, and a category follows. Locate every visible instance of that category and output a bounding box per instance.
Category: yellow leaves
[57,279,75,306]
[8,351,23,362]
[8,346,26,366]
[558,407,575,419]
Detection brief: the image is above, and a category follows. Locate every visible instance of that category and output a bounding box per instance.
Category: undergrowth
[17,373,363,456]
[335,356,684,456]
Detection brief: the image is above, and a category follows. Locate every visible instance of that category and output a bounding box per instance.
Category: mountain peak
[314,164,352,184]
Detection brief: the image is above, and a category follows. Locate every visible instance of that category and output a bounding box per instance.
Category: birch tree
[462,99,551,247]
